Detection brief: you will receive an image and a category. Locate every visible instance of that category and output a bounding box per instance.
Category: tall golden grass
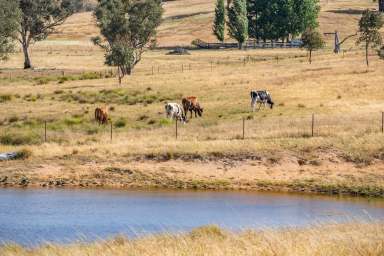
[1,223,383,256]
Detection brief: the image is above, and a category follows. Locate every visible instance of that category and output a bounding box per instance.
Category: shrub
[114,118,126,128]
[14,149,32,160]
[0,94,12,103]
[8,116,19,123]
[0,133,40,145]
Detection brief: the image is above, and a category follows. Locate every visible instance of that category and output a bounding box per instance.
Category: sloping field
[0,0,383,195]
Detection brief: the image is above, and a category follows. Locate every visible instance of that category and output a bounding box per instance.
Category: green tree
[213,0,225,42]
[17,0,77,69]
[0,0,20,61]
[301,28,325,64]
[227,0,248,49]
[356,9,383,67]
[93,0,163,84]
[289,0,319,38]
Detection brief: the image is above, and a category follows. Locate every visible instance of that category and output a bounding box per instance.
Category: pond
[0,188,383,246]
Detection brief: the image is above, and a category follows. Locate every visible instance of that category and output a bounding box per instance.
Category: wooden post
[382,112,384,133]
[110,121,113,142]
[152,66,154,75]
[62,71,65,77]
[210,61,213,72]
[44,121,47,142]
[182,64,184,73]
[242,117,245,140]
[158,66,160,74]
[311,114,315,137]
[175,119,178,140]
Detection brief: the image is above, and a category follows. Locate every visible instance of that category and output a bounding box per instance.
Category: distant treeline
[247,0,319,42]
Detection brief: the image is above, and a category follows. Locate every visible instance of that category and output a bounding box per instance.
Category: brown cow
[95,107,109,125]
[182,96,204,119]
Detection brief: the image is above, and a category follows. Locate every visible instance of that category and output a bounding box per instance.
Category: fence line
[1,112,380,145]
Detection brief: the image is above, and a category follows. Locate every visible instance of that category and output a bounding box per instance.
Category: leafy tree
[93,0,163,84]
[289,0,319,38]
[0,0,20,61]
[17,0,78,69]
[356,9,383,67]
[213,0,226,42]
[301,28,325,64]
[247,0,320,42]
[227,0,248,49]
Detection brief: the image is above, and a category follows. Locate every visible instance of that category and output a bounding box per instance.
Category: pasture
[0,0,383,195]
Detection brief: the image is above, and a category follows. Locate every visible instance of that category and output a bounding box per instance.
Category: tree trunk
[238,42,243,50]
[379,0,384,12]
[309,50,312,64]
[365,42,369,67]
[22,43,32,69]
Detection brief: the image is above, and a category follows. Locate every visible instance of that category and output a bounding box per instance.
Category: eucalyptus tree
[17,0,77,69]
[0,0,20,61]
[93,0,163,84]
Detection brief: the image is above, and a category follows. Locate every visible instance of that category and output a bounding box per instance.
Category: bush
[114,118,126,128]
[0,133,40,145]
[14,149,32,160]
[0,94,12,103]
[8,116,19,123]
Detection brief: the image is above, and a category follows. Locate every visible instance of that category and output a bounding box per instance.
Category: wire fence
[0,111,383,146]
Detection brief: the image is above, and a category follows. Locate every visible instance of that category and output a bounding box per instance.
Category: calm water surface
[0,188,383,246]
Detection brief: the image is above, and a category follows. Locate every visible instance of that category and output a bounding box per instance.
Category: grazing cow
[182,96,204,119]
[250,90,274,111]
[95,107,109,125]
[165,103,187,123]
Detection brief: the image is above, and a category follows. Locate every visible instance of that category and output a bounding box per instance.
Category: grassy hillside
[0,0,383,195]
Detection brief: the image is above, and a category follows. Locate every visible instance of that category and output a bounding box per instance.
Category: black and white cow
[165,103,187,123]
[250,90,274,111]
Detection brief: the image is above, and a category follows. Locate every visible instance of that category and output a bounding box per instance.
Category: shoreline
[1,152,384,197]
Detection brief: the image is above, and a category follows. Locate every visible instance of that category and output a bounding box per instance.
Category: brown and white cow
[182,96,204,119]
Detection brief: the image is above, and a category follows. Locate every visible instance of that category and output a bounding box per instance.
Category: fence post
[189,64,191,70]
[210,61,213,72]
[382,112,384,133]
[158,66,160,74]
[110,121,113,142]
[182,64,184,73]
[242,117,245,140]
[152,66,154,75]
[175,119,178,140]
[44,121,47,142]
[311,114,315,137]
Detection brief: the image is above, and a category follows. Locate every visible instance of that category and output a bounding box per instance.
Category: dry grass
[1,223,383,256]
[0,0,383,194]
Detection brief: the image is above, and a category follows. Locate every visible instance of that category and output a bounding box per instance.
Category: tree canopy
[17,0,78,69]
[247,0,319,42]
[301,28,325,63]
[93,0,163,83]
[213,0,226,42]
[227,0,248,49]
[356,9,383,66]
[0,0,20,61]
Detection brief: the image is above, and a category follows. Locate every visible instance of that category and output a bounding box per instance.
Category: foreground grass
[1,223,383,256]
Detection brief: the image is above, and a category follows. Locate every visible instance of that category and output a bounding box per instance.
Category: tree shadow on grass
[326,9,365,15]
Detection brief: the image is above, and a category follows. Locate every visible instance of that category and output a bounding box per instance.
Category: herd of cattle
[95,90,274,125]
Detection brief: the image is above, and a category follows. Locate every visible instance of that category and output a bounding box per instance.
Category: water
[0,188,383,246]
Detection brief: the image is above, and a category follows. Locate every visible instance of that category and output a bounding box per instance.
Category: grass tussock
[0,223,383,256]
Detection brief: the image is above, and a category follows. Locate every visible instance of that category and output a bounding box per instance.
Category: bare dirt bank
[1,151,383,197]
